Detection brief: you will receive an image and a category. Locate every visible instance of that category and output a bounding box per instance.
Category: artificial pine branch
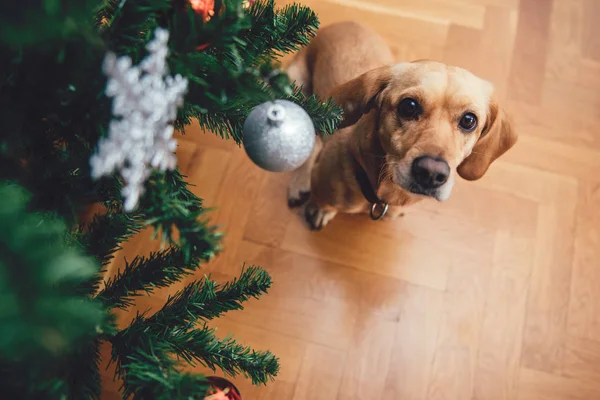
[173,53,274,141]
[0,336,107,400]
[166,325,279,385]
[0,183,106,359]
[78,211,144,266]
[95,0,126,29]
[0,183,110,400]
[104,0,173,61]
[138,169,222,261]
[114,319,279,388]
[110,266,276,387]
[60,339,103,400]
[242,0,319,60]
[0,1,98,46]
[98,246,205,310]
[118,340,209,400]
[149,266,271,327]
[285,86,344,136]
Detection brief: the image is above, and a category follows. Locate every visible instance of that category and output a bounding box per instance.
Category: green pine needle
[98,246,207,310]
[118,338,210,400]
[168,325,279,385]
[80,211,144,264]
[0,183,106,359]
[150,265,272,327]
[241,0,319,59]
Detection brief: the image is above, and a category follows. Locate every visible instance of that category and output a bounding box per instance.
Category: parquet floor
[101,0,600,399]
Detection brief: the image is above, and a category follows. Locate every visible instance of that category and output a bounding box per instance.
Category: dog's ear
[457,99,517,181]
[328,66,393,128]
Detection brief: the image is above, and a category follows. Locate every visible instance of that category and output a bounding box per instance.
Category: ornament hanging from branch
[189,0,254,51]
[189,0,215,22]
[90,28,188,211]
[243,100,316,172]
[204,377,242,400]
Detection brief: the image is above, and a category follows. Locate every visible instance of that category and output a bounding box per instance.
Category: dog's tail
[285,47,313,97]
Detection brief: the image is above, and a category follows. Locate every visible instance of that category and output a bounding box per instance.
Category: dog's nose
[411,156,450,189]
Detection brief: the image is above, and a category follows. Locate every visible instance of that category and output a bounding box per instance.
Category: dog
[286,21,517,230]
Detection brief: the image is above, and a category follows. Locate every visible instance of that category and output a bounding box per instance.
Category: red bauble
[189,0,215,21]
[188,0,253,51]
[204,377,242,400]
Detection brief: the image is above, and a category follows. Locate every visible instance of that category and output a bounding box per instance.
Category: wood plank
[568,182,600,340]
[223,241,359,350]
[382,285,443,400]
[518,368,600,400]
[184,147,232,206]
[563,336,600,384]
[281,213,452,290]
[243,172,293,248]
[451,0,519,8]
[292,344,346,400]
[542,79,600,125]
[337,315,397,399]
[521,183,578,372]
[477,6,518,99]
[545,0,586,85]
[337,0,487,30]
[175,138,199,175]
[443,24,483,75]
[426,259,490,400]
[582,0,600,61]
[473,231,532,400]
[506,101,600,150]
[203,149,265,275]
[507,0,553,104]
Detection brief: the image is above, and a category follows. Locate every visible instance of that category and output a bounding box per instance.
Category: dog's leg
[288,136,322,207]
[286,47,319,208]
[304,199,337,231]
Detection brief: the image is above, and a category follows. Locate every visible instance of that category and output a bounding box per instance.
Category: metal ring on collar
[370,202,389,221]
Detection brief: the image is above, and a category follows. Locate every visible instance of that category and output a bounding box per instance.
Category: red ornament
[190,0,215,22]
[189,0,252,51]
[204,377,242,400]
[188,0,215,50]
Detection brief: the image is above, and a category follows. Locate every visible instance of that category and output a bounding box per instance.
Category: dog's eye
[459,113,478,132]
[398,98,422,120]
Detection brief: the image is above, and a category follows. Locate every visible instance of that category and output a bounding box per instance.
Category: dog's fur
[286,21,517,230]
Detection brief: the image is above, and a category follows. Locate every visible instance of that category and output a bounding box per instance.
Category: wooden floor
[102,0,600,399]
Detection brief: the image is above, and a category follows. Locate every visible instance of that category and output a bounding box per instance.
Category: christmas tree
[0,0,341,398]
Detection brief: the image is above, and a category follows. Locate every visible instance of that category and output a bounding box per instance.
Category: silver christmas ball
[243,99,316,172]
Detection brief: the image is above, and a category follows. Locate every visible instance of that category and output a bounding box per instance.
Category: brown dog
[286,21,517,230]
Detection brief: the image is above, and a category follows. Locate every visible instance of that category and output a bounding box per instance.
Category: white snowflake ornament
[90,28,188,211]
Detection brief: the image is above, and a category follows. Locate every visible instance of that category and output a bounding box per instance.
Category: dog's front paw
[304,202,337,231]
[288,168,312,208]
[288,190,310,208]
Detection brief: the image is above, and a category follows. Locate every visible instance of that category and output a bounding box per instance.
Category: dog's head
[329,61,517,201]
